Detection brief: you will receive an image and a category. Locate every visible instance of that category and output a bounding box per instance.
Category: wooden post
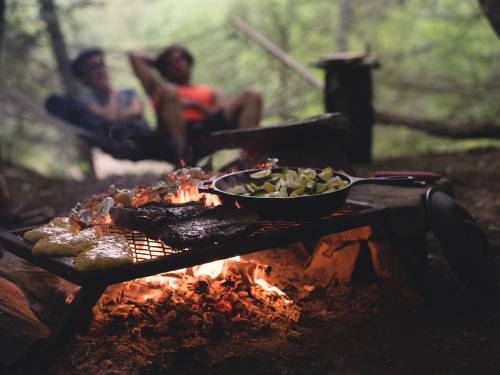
[316,52,379,164]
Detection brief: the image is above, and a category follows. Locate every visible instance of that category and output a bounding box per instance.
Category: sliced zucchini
[316,182,328,194]
[249,169,272,180]
[246,182,262,193]
[226,185,247,195]
[318,167,334,181]
[290,187,305,197]
[263,181,275,193]
[305,181,316,194]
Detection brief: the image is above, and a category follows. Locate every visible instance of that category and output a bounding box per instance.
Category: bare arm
[128,51,162,98]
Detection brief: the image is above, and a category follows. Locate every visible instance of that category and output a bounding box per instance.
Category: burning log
[91,256,300,342]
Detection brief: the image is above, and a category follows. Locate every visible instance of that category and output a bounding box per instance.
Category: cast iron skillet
[198,168,424,219]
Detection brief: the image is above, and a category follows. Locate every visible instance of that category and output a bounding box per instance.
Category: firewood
[0,276,49,366]
[304,228,373,287]
[0,252,78,319]
[305,237,361,287]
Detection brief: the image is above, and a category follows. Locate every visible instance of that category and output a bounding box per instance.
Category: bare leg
[224,89,262,129]
[155,83,186,150]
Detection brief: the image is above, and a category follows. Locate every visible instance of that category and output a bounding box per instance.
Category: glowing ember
[94,253,299,328]
[126,254,292,305]
[192,259,225,279]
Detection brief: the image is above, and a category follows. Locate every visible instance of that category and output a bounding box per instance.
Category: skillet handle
[197,180,218,194]
[350,176,427,187]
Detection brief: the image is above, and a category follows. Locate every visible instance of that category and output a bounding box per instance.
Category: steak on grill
[110,201,258,247]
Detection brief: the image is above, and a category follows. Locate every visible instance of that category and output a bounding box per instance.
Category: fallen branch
[375,111,500,139]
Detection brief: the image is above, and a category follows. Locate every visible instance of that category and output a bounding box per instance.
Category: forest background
[1,0,500,178]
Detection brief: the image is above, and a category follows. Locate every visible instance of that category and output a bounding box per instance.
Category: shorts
[186,110,234,140]
[186,110,235,160]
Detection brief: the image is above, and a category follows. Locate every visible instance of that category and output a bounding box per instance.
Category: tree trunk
[0,0,5,76]
[337,0,352,51]
[38,0,77,97]
[479,0,500,38]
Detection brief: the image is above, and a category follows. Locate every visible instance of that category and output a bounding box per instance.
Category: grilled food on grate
[74,234,131,272]
[23,217,71,242]
[23,219,133,271]
[110,201,258,247]
[32,227,97,256]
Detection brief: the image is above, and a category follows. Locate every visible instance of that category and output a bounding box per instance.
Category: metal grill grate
[106,228,186,263]
[111,203,368,263]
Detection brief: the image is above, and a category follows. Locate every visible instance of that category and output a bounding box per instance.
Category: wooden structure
[199,113,352,170]
[316,52,379,164]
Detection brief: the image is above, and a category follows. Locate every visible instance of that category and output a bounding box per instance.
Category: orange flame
[163,173,221,207]
[130,254,291,304]
[94,168,289,306]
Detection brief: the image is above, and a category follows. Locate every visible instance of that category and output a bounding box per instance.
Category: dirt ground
[1,146,500,375]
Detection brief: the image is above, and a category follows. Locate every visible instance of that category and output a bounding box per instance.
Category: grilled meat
[110,201,258,247]
[157,205,258,247]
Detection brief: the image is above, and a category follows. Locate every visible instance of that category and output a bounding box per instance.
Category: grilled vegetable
[225,167,349,198]
[249,169,272,180]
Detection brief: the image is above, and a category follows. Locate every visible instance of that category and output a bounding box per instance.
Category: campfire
[0,164,427,373]
[82,168,301,336]
[93,255,300,338]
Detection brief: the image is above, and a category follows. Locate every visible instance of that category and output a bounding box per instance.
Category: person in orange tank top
[129,44,262,162]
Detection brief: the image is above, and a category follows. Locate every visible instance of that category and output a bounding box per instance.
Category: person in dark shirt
[47,48,180,163]
[71,49,144,124]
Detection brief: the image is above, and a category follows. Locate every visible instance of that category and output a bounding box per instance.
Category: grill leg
[34,283,107,371]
